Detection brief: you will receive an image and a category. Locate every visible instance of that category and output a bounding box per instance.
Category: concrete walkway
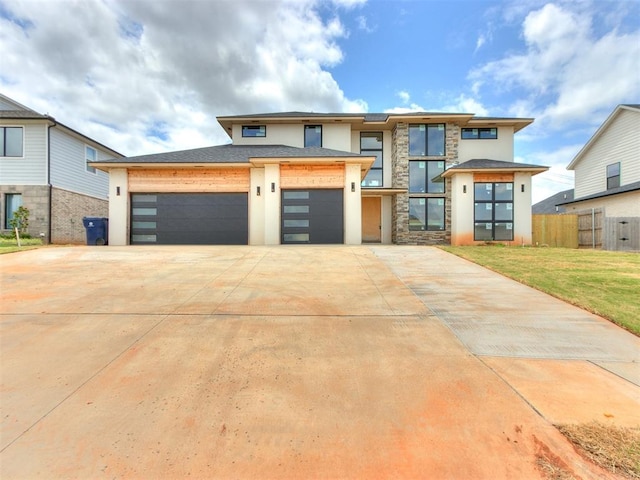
[1,246,638,479]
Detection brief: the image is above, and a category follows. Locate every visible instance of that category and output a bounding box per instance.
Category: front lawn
[440,246,640,336]
[0,237,43,254]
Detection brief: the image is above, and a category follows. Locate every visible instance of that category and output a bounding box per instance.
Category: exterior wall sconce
[116,186,121,196]
[271,183,275,193]
[521,184,525,192]
[256,186,261,196]
[351,182,355,192]
[463,185,467,194]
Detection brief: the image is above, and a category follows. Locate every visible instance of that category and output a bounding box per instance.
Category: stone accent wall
[0,185,50,241]
[51,188,108,244]
[391,122,458,245]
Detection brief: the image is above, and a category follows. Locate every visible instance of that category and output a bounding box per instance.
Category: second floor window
[409,124,445,156]
[409,161,445,193]
[606,162,620,189]
[461,128,497,139]
[86,146,97,174]
[304,125,322,147]
[242,125,266,137]
[361,132,383,188]
[0,126,24,157]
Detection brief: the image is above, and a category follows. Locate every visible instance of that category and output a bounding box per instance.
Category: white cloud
[397,90,411,104]
[440,95,489,116]
[0,0,368,155]
[469,2,640,130]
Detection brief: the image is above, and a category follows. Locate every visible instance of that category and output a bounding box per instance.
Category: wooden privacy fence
[532,214,578,248]
[577,208,603,248]
[604,217,640,251]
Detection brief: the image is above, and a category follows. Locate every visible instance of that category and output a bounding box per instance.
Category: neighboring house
[92,111,546,246]
[558,104,640,217]
[532,189,574,214]
[0,93,123,243]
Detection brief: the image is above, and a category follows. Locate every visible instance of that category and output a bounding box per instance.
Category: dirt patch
[557,421,640,478]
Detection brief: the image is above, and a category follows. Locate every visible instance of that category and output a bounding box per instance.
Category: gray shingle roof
[532,189,574,214]
[448,159,548,170]
[0,110,48,119]
[94,144,365,164]
[557,181,640,205]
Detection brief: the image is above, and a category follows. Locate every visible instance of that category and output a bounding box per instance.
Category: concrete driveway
[1,246,638,479]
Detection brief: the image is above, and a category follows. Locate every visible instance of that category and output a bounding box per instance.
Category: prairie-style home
[0,94,123,243]
[93,111,547,246]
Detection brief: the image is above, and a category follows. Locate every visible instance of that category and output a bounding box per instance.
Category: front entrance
[361,196,381,243]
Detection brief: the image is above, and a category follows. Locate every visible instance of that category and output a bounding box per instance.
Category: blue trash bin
[82,217,109,245]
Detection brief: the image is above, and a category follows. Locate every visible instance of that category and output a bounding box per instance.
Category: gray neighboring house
[532,189,574,214]
[0,93,123,243]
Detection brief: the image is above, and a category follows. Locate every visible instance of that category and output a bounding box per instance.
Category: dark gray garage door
[131,193,248,245]
[281,189,343,244]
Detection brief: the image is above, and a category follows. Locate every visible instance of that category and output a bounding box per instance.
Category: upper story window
[409,161,445,194]
[85,145,97,174]
[408,124,445,156]
[242,125,266,137]
[606,162,620,189]
[461,127,497,139]
[361,132,383,188]
[0,126,24,157]
[304,125,322,147]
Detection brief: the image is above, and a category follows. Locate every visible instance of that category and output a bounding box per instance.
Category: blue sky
[1,0,639,202]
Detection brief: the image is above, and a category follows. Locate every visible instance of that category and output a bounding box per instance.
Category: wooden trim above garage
[280,164,345,189]
[128,168,251,193]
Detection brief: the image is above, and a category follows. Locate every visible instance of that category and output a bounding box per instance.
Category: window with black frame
[360,132,383,188]
[408,160,446,231]
[408,124,445,156]
[474,182,513,241]
[606,162,620,189]
[304,125,322,147]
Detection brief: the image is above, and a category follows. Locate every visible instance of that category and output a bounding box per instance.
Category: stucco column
[263,163,280,245]
[344,164,362,245]
[108,168,129,246]
[514,172,532,245]
[249,168,265,245]
[450,173,474,245]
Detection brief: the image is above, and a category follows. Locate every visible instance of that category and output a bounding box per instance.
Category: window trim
[0,126,25,157]
[241,125,267,137]
[606,162,620,190]
[408,123,446,157]
[360,131,383,188]
[304,125,322,147]
[85,145,97,174]
[461,127,498,140]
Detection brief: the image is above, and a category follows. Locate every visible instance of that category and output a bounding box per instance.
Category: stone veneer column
[392,122,458,245]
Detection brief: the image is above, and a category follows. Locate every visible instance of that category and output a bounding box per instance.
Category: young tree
[9,206,30,237]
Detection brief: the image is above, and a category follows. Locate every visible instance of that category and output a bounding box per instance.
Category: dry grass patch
[536,455,577,480]
[557,421,640,478]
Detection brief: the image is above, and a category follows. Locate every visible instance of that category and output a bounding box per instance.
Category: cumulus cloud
[470,2,640,129]
[0,0,368,155]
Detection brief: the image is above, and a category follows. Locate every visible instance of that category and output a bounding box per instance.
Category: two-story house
[0,94,123,243]
[93,111,546,246]
[559,104,639,216]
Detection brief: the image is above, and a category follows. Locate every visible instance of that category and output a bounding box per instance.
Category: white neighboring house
[558,104,640,250]
[0,93,123,243]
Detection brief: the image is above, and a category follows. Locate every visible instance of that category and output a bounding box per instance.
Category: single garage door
[131,193,248,245]
[281,189,343,244]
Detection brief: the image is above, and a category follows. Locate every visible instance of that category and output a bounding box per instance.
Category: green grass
[440,246,640,336]
[0,237,44,254]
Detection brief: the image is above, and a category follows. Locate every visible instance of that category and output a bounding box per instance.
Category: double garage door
[131,189,343,245]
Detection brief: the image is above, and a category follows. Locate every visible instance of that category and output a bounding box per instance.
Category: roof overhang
[89,162,250,172]
[441,166,548,178]
[361,188,407,196]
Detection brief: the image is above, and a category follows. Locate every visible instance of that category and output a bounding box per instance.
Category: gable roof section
[556,181,640,206]
[91,144,369,170]
[567,104,640,170]
[532,189,574,214]
[441,158,548,177]
[0,109,49,120]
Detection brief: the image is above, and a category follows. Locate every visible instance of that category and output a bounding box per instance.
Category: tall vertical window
[474,182,513,241]
[408,124,445,156]
[4,193,22,229]
[606,162,620,189]
[86,145,97,174]
[304,125,322,147]
[361,132,383,188]
[0,127,24,157]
